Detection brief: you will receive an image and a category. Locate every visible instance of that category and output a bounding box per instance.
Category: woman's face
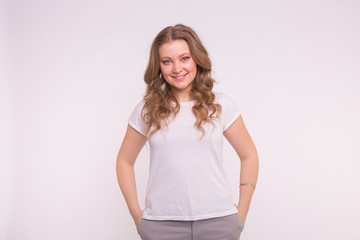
[159,39,197,101]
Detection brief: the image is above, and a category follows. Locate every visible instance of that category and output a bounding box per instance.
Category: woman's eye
[182,56,190,61]
[162,60,171,64]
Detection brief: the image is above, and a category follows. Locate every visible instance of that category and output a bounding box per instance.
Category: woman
[116,24,259,240]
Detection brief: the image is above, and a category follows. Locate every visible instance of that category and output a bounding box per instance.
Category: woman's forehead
[159,40,190,58]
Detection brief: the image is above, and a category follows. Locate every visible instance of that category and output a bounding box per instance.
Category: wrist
[236,204,248,213]
[131,208,142,219]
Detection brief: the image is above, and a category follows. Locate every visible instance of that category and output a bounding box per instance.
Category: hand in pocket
[135,210,144,231]
[237,210,246,225]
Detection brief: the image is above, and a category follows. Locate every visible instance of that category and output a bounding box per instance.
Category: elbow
[116,156,135,170]
[240,153,259,164]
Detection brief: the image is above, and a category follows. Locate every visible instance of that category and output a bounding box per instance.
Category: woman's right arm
[116,124,147,229]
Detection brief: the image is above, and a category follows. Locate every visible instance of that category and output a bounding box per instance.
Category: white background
[1,0,360,239]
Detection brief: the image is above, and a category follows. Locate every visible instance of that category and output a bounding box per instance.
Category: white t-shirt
[128,91,242,221]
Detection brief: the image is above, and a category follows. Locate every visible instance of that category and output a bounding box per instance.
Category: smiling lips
[172,73,188,81]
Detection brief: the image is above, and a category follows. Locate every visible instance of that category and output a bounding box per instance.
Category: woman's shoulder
[213,91,222,98]
[212,91,240,108]
[212,91,226,104]
[129,97,147,115]
[213,91,237,99]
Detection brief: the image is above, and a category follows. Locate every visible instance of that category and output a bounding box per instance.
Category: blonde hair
[142,24,222,139]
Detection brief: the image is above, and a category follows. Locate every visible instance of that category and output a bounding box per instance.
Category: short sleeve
[128,99,147,137]
[220,93,242,132]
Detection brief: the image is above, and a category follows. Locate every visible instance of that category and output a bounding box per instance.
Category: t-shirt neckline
[180,101,195,106]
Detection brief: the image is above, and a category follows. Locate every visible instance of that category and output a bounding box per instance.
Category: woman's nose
[172,61,182,74]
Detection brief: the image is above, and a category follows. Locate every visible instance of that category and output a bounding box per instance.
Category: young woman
[116,24,259,240]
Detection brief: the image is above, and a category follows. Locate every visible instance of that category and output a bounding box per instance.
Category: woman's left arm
[223,114,259,224]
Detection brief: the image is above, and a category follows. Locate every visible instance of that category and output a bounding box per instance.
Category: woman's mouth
[172,73,188,81]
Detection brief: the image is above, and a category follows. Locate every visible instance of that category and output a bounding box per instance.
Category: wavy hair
[142,24,222,139]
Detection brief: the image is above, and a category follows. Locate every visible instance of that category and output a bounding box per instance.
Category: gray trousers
[137,213,244,240]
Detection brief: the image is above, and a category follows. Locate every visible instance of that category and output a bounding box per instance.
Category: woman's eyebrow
[160,53,191,60]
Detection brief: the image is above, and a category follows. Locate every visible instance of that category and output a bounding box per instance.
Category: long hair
[142,24,222,139]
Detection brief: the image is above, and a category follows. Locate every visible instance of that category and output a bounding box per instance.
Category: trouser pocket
[236,214,244,232]
[137,218,144,235]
